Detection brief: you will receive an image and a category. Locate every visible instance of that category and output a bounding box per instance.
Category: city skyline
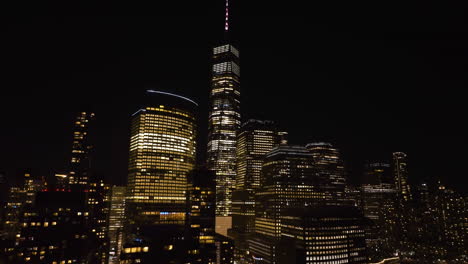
[1,2,467,263]
[1,2,467,192]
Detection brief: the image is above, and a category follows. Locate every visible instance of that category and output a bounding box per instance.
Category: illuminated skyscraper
[207,0,241,232]
[361,162,398,262]
[249,145,322,263]
[236,120,286,191]
[231,120,285,262]
[123,90,198,264]
[433,183,467,260]
[107,186,126,264]
[305,142,347,204]
[69,111,95,187]
[392,152,411,202]
[126,90,197,227]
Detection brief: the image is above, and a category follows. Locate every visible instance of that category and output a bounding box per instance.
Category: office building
[2,187,27,238]
[232,120,285,262]
[235,120,285,191]
[361,162,398,262]
[126,90,197,227]
[305,143,347,204]
[69,111,95,187]
[249,145,323,263]
[107,186,126,264]
[278,206,368,264]
[392,152,411,203]
[206,0,241,235]
[124,90,197,264]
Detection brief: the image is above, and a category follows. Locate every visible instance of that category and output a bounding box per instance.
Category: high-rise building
[361,162,398,262]
[2,186,27,238]
[206,0,241,235]
[231,120,285,262]
[305,142,347,204]
[278,206,368,264]
[126,90,197,227]
[187,168,217,264]
[433,183,467,260]
[23,170,45,206]
[236,120,286,191]
[249,145,323,264]
[392,152,411,203]
[107,186,126,264]
[69,111,95,187]
[123,90,197,264]
[391,152,413,253]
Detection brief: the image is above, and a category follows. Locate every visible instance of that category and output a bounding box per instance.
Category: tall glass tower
[207,0,241,235]
[126,90,197,227]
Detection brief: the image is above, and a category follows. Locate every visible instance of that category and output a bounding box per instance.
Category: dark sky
[1,2,467,191]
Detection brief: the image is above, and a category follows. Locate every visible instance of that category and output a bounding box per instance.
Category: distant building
[391,152,412,252]
[278,206,368,264]
[2,186,27,238]
[433,183,467,260]
[361,162,398,262]
[107,186,126,264]
[305,142,347,204]
[392,152,411,203]
[69,111,95,187]
[23,171,45,205]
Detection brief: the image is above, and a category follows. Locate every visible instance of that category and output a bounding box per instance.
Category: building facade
[207,41,241,235]
[278,206,368,264]
[392,152,411,203]
[361,162,398,262]
[305,143,347,204]
[69,111,95,187]
[124,90,198,264]
[107,186,127,264]
[232,120,285,262]
[249,145,320,264]
[126,90,197,227]
[187,168,217,264]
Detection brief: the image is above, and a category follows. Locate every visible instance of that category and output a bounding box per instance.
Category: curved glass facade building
[126,90,197,226]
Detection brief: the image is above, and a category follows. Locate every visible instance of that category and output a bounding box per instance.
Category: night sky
[1,2,467,191]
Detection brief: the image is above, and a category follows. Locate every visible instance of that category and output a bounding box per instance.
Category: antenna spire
[224,0,229,32]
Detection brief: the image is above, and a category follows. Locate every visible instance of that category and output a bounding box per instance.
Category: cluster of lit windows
[123,246,149,254]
